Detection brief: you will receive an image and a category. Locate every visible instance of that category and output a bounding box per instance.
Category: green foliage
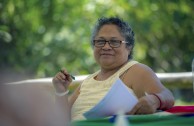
[0,0,194,80]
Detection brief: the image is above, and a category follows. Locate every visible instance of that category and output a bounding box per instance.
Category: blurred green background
[0,0,194,104]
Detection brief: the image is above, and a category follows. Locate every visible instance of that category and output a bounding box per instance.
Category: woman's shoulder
[129,62,155,74]
[124,62,158,83]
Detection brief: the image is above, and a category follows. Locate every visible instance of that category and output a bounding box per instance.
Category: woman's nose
[102,42,112,49]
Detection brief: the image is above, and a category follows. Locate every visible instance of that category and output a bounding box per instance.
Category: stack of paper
[83,78,138,119]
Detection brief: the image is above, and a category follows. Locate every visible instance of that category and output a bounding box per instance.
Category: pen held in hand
[60,70,75,80]
[70,74,75,80]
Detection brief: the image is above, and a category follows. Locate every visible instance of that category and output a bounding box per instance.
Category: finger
[60,70,72,80]
[135,105,144,114]
[60,69,75,80]
[58,75,69,84]
[66,74,72,82]
[127,103,142,115]
[133,98,149,114]
[60,69,68,75]
[60,73,72,82]
[58,72,67,80]
[55,75,63,82]
[52,76,61,84]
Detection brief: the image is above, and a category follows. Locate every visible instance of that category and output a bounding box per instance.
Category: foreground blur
[0,84,69,126]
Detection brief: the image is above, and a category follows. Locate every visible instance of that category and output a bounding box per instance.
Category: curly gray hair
[91,17,135,60]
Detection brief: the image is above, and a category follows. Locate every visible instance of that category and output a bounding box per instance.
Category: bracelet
[55,90,69,97]
[151,93,162,110]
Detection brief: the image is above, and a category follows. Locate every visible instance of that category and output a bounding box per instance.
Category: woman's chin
[100,60,114,67]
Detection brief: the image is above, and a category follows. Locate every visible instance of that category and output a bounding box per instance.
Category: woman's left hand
[126,94,160,115]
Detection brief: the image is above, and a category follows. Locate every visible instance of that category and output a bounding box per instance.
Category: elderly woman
[52,17,174,121]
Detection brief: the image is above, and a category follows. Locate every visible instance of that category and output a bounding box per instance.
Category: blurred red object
[166,106,194,113]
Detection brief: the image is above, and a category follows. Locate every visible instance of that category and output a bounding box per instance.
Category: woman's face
[93,24,130,69]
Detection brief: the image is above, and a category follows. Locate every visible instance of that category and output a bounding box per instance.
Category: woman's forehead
[96,24,123,38]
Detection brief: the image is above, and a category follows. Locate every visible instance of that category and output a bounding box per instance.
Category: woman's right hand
[52,69,72,93]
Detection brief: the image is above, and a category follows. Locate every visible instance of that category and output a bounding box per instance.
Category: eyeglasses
[93,40,128,48]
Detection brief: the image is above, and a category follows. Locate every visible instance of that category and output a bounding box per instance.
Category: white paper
[83,78,138,119]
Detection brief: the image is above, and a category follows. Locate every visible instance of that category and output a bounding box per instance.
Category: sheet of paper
[83,78,138,119]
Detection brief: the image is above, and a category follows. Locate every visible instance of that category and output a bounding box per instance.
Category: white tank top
[72,60,138,120]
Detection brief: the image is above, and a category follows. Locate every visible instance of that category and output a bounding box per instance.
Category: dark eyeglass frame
[93,40,128,48]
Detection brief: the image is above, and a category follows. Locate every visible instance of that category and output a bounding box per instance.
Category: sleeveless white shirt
[72,61,138,120]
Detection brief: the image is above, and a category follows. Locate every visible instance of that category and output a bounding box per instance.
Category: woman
[52,17,174,121]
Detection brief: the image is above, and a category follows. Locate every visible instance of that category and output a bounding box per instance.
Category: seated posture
[52,17,174,121]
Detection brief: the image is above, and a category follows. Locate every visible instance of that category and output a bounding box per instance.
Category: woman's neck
[96,62,127,81]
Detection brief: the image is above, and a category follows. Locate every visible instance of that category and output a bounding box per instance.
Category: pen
[70,74,75,80]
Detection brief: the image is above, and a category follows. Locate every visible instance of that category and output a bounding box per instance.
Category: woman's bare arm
[123,63,174,114]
